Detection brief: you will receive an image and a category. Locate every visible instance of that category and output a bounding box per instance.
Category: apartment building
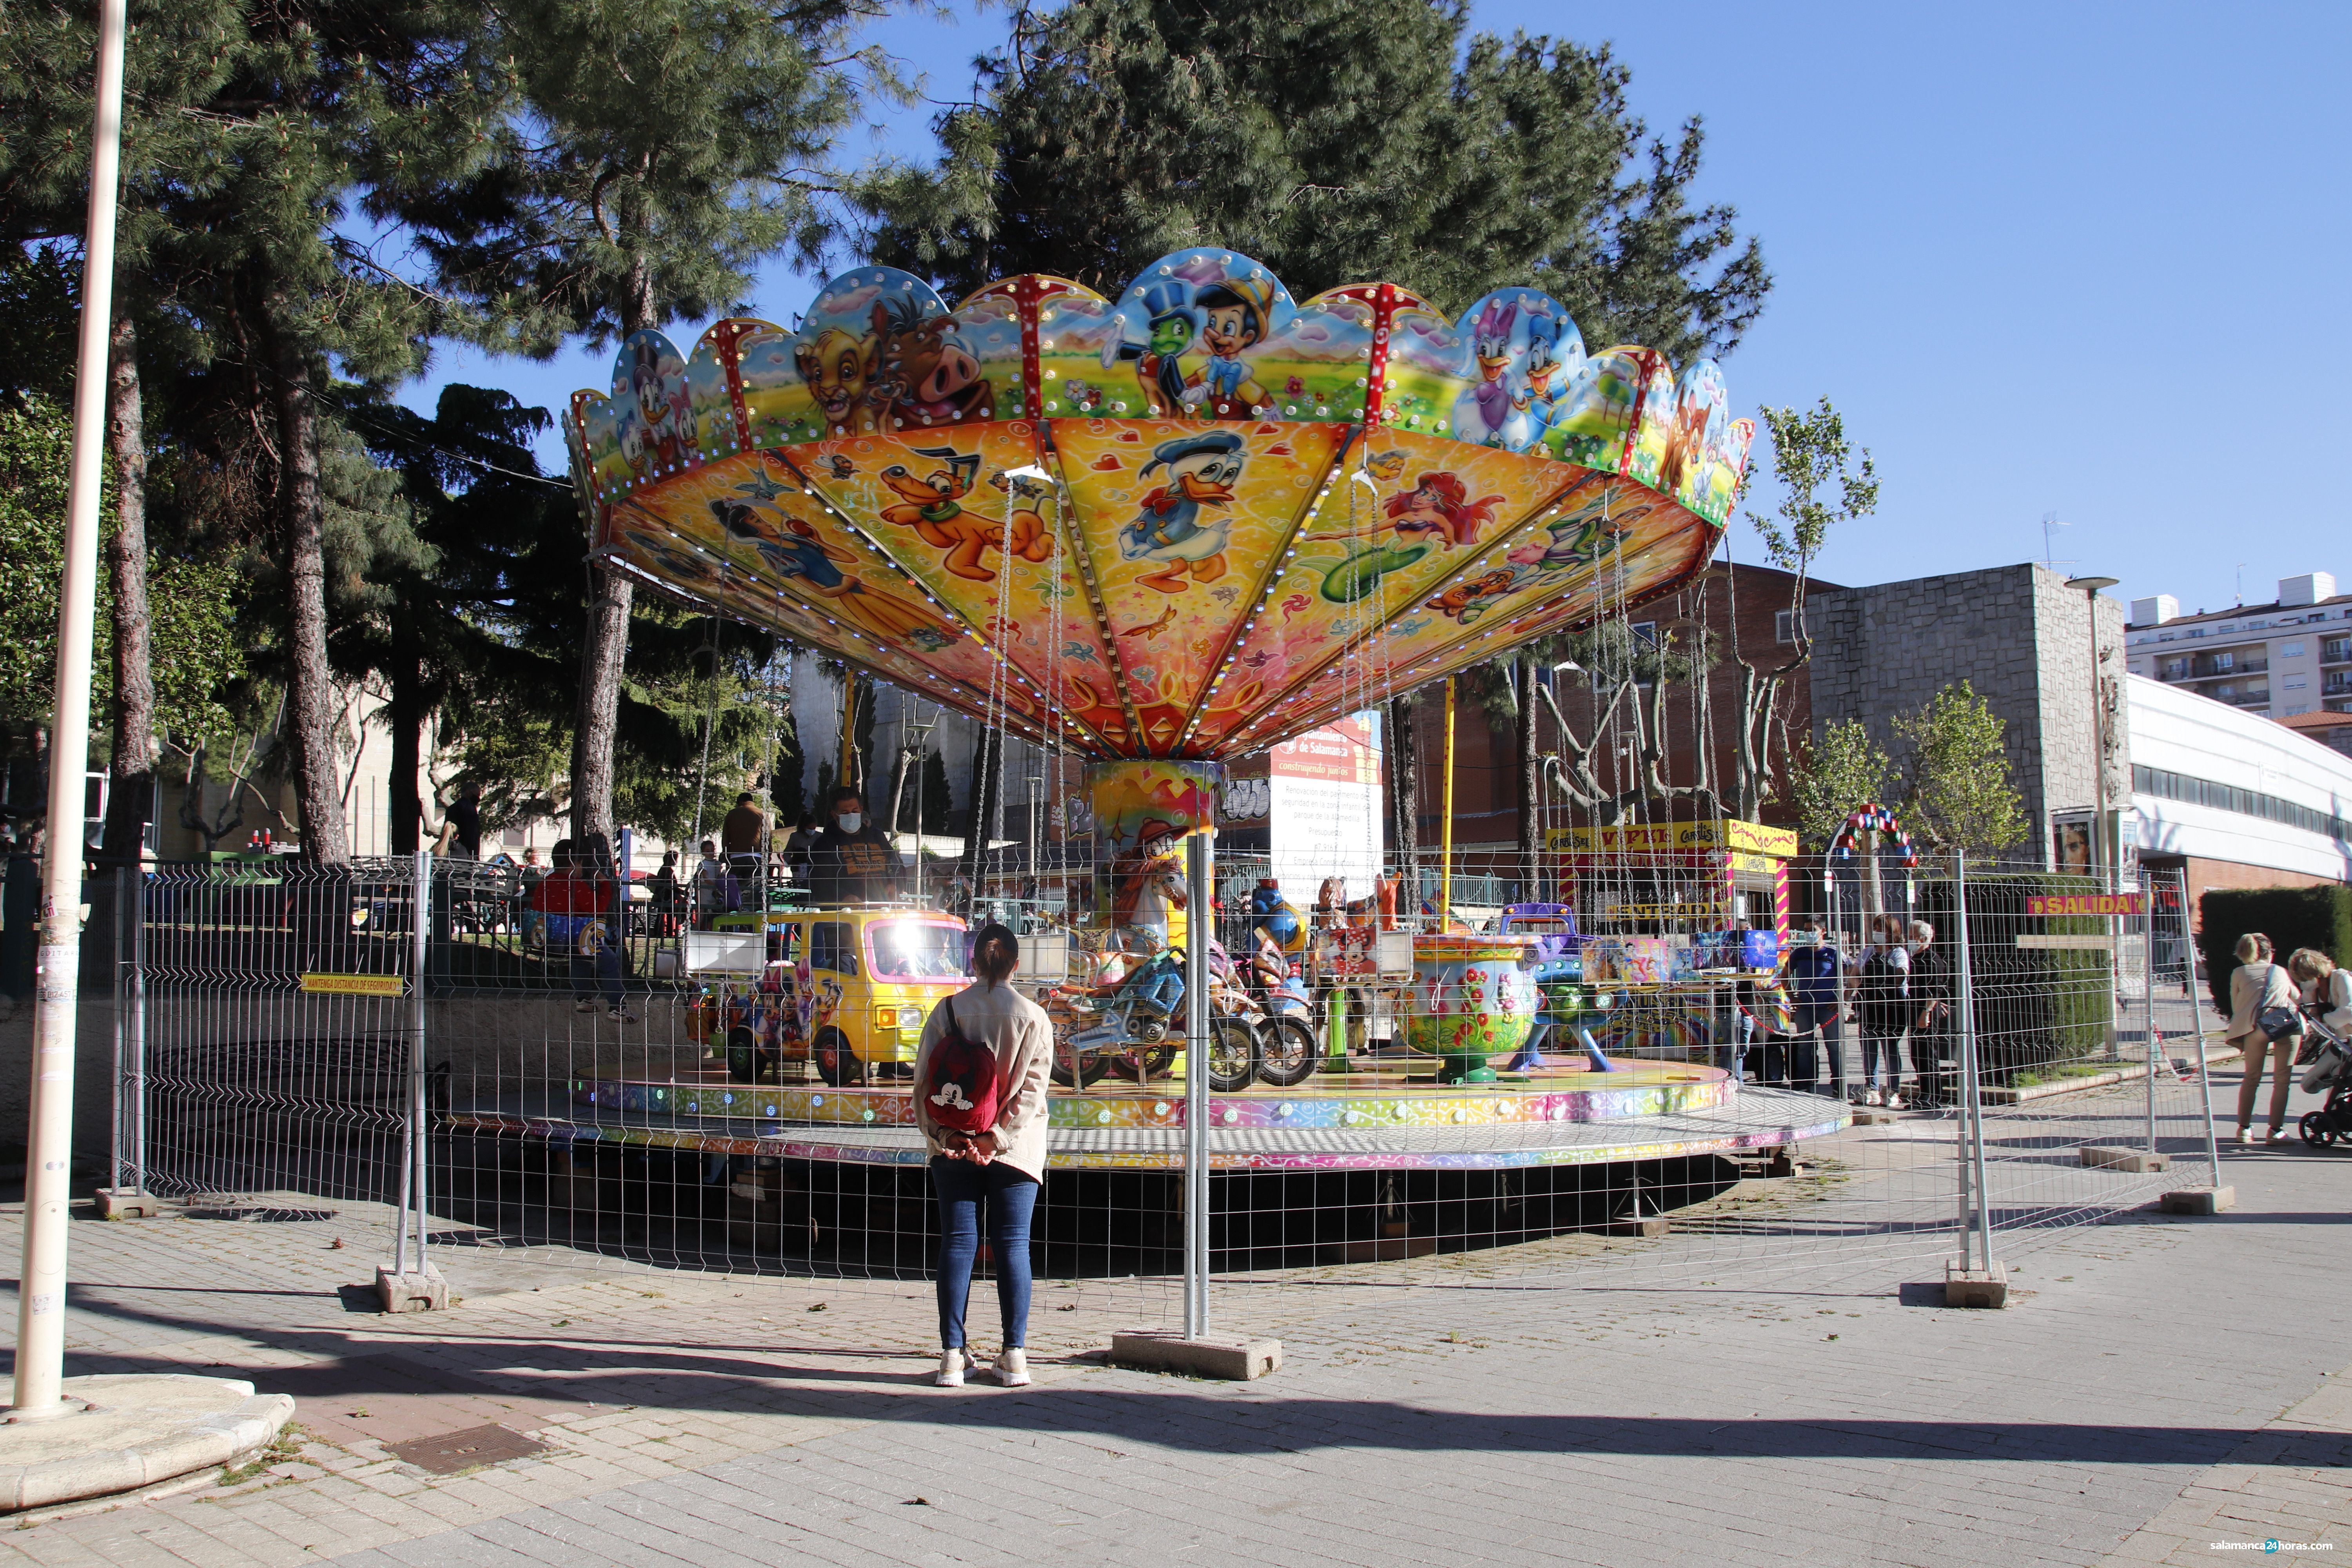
[2125,572,2352,718]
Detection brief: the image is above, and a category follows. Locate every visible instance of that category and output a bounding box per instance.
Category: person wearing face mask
[810,786,900,905]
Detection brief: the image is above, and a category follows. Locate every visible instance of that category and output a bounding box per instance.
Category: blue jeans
[1860,1031,1900,1096]
[569,947,622,1007]
[931,1156,1039,1350]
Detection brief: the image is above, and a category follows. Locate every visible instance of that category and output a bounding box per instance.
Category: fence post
[1953,849,1999,1289]
[96,866,153,1220]
[2143,876,2159,1153]
[378,850,445,1311]
[1183,828,1210,1340]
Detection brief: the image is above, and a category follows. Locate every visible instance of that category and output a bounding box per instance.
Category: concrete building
[1807,562,2128,868]
[2125,572,2352,719]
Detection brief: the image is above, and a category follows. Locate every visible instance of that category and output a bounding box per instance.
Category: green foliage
[1751,397,1879,586]
[1890,682,2028,856]
[0,393,247,739]
[384,0,901,352]
[868,0,1769,360]
[2198,886,2352,1014]
[1790,719,1891,851]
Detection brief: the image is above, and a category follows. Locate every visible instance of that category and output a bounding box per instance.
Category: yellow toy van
[706,906,970,1085]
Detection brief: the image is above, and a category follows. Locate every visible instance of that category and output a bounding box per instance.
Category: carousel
[475,247,1846,1214]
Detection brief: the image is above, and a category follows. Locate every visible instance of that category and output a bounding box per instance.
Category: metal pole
[2143,877,2159,1153]
[13,0,128,1419]
[406,850,432,1276]
[1438,677,1457,926]
[110,868,125,1197]
[128,860,145,1197]
[1183,828,1210,1339]
[1955,850,1995,1270]
[2181,871,2221,1183]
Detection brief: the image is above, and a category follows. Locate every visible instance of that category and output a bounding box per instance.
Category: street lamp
[2066,576,2120,886]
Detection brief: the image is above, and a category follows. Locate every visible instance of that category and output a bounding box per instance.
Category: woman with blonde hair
[2226,932,2302,1144]
[2288,947,2352,1038]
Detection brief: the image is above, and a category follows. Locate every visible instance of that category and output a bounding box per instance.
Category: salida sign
[2024,894,2143,916]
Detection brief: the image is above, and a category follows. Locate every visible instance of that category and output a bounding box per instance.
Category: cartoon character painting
[1657,392,1714,496]
[1120,431,1246,593]
[1452,299,1533,451]
[876,446,1050,581]
[1102,279,1197,415]
[1305,471,1502,604]
[869,296,994,427]
[710,496,953,653]
[793,327,868,431]
[1521,313,1579,447]
[622,338,691,478]
[1181,278,1276,417]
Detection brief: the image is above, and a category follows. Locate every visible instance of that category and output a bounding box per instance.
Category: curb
[0,1376,295,1515]
[1982,1044,2242,1105]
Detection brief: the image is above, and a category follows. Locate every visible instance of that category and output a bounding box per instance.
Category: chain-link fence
[105,842,2230,1322]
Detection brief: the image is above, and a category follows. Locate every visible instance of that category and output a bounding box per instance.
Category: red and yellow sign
[2024,894,2143,917]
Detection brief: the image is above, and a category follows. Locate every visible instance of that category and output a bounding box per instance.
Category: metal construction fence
[105,846,2233,1325]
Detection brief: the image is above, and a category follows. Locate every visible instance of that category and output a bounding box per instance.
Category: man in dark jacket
[1785,916,1845,1098]
[809,788,899,904]
[1906,918,1954,1108]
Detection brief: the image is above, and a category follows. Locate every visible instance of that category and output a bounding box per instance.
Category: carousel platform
[446,1056,1849,1172]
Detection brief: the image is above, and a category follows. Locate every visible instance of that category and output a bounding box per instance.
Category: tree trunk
[265,309,351,864]
[1516,657,1540,900]
[570,254,657,842]
[1386,691,1419,894]
[100,316,153,867]
[388,635,423,855]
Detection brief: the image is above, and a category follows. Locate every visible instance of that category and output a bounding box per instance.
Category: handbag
[2256,963,2302,1043]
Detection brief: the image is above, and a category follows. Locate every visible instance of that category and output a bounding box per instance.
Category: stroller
[2296,1009,2352,1148]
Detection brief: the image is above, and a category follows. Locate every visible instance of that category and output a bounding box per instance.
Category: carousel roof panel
[563,249,1751,760]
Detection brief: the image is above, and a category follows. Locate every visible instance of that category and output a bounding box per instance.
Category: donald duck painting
[1120,430,1247,593]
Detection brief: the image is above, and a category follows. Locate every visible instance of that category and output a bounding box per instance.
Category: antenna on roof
[2236,563,2245,606]
[2040,513,2073,570]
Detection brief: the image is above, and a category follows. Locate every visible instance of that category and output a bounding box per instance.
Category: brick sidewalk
[0,1076,2344,1566]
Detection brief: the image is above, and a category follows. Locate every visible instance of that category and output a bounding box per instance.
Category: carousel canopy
[565,247,1751,761]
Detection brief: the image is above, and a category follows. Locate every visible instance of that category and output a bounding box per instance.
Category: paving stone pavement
[0,1071,2343,1566]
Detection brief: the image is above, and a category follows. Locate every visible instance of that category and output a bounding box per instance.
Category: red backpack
[922,997,1000,1135]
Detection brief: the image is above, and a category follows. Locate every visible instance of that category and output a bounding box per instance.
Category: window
[2283,641,2307,657]
[2285,676,2308,690]
[1630,621,1659,647]
[809,921,859,975]
[2134,764,2352,840]
[1774,610,1796,645]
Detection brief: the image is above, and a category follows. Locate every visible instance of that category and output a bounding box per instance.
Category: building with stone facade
[1807,562,2129,868]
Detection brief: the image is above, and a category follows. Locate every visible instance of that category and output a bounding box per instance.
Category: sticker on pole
[301,972,407,996]
[2025,894,2143,916]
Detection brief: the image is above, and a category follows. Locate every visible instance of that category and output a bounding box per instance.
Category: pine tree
[868,0,1768,359]
[374,0,903,845]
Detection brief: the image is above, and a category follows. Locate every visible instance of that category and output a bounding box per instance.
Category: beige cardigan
[2227,962,2301,1044]
[910,980,1054,1181]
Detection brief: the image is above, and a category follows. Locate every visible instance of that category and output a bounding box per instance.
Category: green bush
[2198,886,2352,1013]
[1919,872,2111,1079]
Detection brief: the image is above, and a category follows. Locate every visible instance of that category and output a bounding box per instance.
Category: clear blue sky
[406,1,2350,615]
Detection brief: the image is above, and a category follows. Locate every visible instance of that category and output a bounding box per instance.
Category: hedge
[2198,886,2352,1014]
[1918,872,2112,1079]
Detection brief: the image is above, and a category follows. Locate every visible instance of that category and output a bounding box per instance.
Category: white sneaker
[1885,1092,1907,1111]
[2236,1125,2253,1145]
[1864,1089,1883,1107]
[575,999,597,1014]
[608,1005,638,1023]
[936,1348,971,1388]
[994,1348,1031,1387]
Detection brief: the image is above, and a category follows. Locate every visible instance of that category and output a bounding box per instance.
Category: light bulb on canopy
[565,247,1753,834]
